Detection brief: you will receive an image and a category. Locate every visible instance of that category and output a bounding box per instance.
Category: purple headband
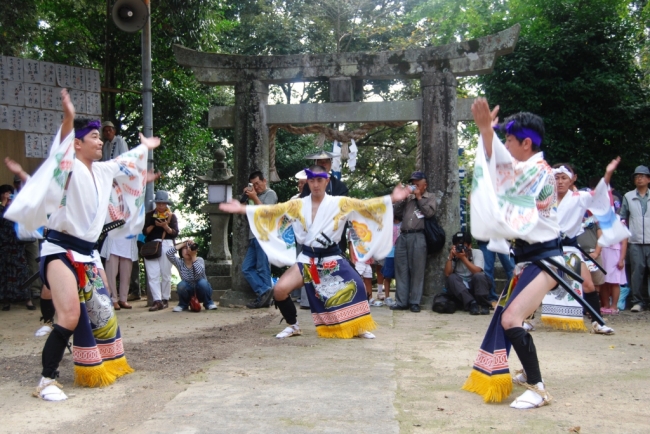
[494,120,542,146]
[75,120,102,139]
[305,168,329,179]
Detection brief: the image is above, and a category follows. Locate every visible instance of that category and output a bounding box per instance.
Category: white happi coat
[4,128,148,263]
[245,194,393,267]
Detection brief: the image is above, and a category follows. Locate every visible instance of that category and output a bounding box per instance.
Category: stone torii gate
[174,24,520,307]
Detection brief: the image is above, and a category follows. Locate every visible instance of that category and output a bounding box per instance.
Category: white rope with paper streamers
[331,141,342,173]
[267,121,407,181]
[348,139,358,172]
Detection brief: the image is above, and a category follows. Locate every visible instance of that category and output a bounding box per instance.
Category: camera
[409,185,416,192]
[248,183,253,189]
[455,244,465,254]
[189,242,199,251]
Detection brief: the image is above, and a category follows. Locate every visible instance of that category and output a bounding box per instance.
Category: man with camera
[391,171,437,312]
[444,231,491,315]
[241,171,278,309]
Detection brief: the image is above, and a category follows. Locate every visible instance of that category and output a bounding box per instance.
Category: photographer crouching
[444,231,491,315]
[167,240,217,311]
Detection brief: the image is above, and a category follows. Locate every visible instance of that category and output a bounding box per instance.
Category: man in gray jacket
[391,171,437,312]
[620,165,650,312]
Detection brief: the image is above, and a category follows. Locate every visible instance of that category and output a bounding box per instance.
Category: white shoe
[510,382,551,409]
[206,303,218,310]
[276,324,301,339]
[172,305,186,312]
[523,321,535,332]
[33,377,67,401]
[631,304,643,312]
[384,297,395,307]
[371,300,384,307]
[592,321,615,335]
[358,331,375,339]
[35,324,53,337]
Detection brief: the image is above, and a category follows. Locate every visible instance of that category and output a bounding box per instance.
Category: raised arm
[60,89,75,140]
[603,157,621,186]
[471,98,499,159]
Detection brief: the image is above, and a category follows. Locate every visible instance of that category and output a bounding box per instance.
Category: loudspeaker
[112,0,149,33]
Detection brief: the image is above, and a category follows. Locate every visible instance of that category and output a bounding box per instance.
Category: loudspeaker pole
[141,0,154,212]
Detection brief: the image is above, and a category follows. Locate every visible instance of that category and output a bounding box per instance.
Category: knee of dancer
[500,312,523,330]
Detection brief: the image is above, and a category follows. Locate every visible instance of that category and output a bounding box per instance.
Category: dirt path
[1,300,649,433]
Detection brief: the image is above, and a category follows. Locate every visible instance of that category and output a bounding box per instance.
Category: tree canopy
[1,0,649,245]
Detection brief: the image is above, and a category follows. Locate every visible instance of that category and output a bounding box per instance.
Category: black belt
[45,230,95,256]
[561,235,578,248]
[401,229,424,234]
[302,244,342,259]
[513,238,562,264]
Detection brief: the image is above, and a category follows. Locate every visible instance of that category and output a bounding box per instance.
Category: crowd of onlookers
[3,125,650,321]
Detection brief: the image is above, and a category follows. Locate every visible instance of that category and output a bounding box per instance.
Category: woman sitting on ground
[167,240,217,311]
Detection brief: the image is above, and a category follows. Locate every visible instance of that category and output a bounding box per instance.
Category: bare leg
[501,271,556,329]
[600,283,612,309]
[581,262,595,293]
[118,257,133,303]
[610,284,621,312]
[273,264,304,300]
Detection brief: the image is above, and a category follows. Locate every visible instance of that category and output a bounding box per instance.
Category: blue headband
[75,120,102,139]
[305,168,328,179]
[494,120,542,146]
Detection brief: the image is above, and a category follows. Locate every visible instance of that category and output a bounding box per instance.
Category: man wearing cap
[101,121,128,162]
[620,165,650,312]
[391,171,437,312]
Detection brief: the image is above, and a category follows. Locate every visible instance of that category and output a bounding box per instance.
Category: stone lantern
[197,148,233,301]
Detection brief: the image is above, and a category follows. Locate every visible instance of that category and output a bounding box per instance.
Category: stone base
[218,289,257,308]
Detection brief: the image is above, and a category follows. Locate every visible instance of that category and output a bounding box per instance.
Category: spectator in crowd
[375,218,400,307]
[100,121,141,304]
[475,238,515,307]
[391,171,437,313]
[12,173,42,299]
[101,232,138,310]
[143,190,178,311]
[101,121,128,161]
[620,165,650,312]
[0,184,34,311]
[291,170,308,200]
[444,231,491,315]
[167,240,217,311]
[242,171,278,309]
[593,231,627,314]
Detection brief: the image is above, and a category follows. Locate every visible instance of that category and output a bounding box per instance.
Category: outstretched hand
[471,97,499,158]
[604,156,621,185]
[61,89,75,120]
[60,89,75,140]
[146,170,161,183]
[390,183,411,203]
[219,199,246,214]
[4,157,25,180]
[471,98,499,132]
[140,133,161,150]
